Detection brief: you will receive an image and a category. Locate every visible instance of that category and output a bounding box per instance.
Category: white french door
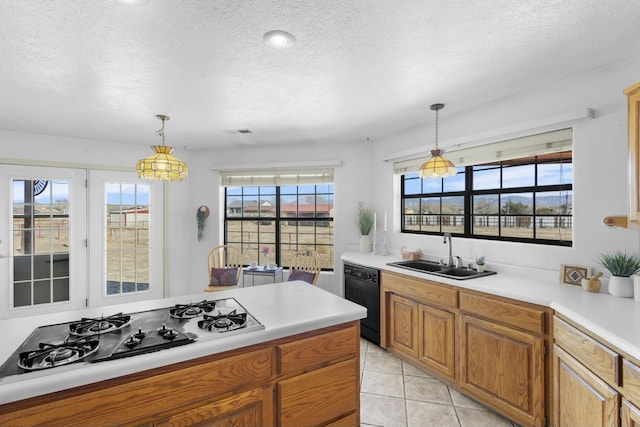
[0,165,87,319]
[0,166,165,318]
[88,170,164,307]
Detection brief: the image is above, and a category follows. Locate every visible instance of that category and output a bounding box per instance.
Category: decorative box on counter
[401,246,422,260]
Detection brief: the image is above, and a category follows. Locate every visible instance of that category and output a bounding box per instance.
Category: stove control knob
[133,328,147,340]
[124,336,141,348]
[163,328,178,340]
[157,324,170,335]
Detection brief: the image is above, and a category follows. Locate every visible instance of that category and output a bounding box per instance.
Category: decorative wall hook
[196,206,210,241]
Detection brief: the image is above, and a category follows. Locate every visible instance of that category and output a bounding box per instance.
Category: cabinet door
[387,293,419,358]
[459,314,545,427]
[626,81,640,226]
[154,386,274,427]
[419,304,455,381]
[553,345,619,427]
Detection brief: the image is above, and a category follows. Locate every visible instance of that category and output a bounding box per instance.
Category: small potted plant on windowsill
[357,207,374,253]
[598,250,640,298]
[476,255,486,272]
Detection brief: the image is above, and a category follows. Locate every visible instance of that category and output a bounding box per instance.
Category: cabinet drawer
[554,317,619,386]
[278,359,358,427]
[381,271,457,309]
[459,292,546,334]
[623,359,640,406]
[278,324,358,375]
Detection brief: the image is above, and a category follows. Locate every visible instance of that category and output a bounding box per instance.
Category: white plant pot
[359,234,372,253]
[608,275,634,298]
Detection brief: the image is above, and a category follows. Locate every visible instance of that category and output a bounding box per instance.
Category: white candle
[373,212,377,232]
[384,212,387,232]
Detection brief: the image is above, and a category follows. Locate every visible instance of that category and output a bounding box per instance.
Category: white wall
[183,141,373,296]
[371,56,640,275]
[2,55,640,298]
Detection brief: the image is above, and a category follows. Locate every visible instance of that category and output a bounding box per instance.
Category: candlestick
[384,212,387,232]
[373,211,377,232]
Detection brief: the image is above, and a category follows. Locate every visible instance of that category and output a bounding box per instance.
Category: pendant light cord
[434,108,439,150]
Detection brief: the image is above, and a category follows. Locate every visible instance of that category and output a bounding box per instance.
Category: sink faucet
[443,233,454,267]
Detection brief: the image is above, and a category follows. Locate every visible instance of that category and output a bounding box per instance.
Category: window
[224,184,334,269]
[89,170,164,306]
[0,165,88,318]
[104,182,151,295]
[11,179,71,307]
[399,129,573,246]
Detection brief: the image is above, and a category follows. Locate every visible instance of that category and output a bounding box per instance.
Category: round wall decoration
[33,180,48,196]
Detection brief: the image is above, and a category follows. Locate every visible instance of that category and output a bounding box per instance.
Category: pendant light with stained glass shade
[136,114,188,182]
[418,103,457,179]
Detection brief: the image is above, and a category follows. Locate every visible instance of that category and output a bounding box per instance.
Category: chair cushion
[288,269,316,284]
[209,267,239,286]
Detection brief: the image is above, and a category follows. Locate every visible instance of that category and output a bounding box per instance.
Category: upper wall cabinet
[626,81,640,228]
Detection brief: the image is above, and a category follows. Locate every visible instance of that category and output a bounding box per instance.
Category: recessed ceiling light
[263,30,296,49]
[117,0,149,5]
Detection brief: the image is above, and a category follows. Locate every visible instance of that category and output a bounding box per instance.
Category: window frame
[224,184,334,270]
[401,151,573,246]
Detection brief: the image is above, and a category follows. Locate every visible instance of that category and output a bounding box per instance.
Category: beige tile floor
[359,338,519,427]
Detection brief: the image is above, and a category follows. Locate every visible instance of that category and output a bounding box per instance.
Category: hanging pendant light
[136,114,188,182]
[418,103,457,179]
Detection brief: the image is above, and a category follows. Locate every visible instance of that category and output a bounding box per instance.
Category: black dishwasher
[344,262,380,345]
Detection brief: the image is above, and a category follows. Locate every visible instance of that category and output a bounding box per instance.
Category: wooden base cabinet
[552,315,640,427]
[382,272,457,383]
[381,271,550,427]
[458,314,545,427]
[0,321,361,427]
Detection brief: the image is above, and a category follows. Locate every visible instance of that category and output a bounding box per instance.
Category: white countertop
[342,252,640,362]
[0,282,366,405]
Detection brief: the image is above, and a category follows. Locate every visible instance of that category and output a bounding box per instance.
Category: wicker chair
[287,250,322,285]
[204,245,244,292]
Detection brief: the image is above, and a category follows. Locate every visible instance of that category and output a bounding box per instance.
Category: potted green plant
[357,207,375,253]
[598,250,640,297]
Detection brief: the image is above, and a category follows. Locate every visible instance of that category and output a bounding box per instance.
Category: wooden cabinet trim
[459,291,547,335]
[553,316,620,386]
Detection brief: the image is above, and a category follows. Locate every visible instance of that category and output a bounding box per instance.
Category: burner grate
[18,336,99,371]
[169,300,216,319]
[69,313,131,336]
[197,310,247,332]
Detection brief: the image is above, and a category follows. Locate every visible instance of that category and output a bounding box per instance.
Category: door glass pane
[105,182,151,296]
[11,179,70,307]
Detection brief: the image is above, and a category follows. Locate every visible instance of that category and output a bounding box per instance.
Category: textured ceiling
[1,0,640,149]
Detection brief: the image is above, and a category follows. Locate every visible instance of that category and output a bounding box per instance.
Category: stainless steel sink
[387,260,496,280]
